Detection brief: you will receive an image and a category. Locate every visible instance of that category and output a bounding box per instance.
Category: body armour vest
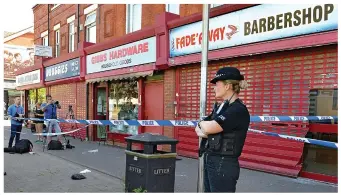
[204,99,250,158]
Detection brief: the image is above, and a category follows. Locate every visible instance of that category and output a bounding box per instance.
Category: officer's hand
[195,125,207,138]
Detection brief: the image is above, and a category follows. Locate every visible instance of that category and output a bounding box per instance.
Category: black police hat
[210,67,244,84]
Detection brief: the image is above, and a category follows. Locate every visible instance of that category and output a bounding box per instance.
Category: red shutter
[175,45,338,177]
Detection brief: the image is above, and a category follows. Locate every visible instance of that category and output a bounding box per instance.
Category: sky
[2,2,35,33]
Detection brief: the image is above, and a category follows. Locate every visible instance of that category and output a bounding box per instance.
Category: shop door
[144,81,164,135]
[95,87,107,141]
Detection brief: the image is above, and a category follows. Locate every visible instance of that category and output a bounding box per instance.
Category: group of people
[4,50,34,78]
[7,95,63,148]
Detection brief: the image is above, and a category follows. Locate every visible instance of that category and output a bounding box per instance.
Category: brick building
[14,4,338,183]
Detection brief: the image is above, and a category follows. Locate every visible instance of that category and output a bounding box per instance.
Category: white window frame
[51,4,60,11]
[85,11,97,43]
[55,29,60,57]
[211,4,223,8]
[126,4,142,33]
[69,22,75,52]
[165,4,180,15]
[42,36,48,46]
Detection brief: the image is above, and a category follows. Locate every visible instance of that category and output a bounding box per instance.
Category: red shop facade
[165,4,338,183]
[84,13,179,149]
[41,42,92,140]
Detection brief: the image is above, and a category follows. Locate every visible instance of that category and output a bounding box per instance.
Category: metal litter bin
[125,133,178,192]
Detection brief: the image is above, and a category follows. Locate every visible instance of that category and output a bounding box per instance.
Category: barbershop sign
[87,37,156,74]
[45,58,80,81]
[169,4,338,57]
[16,69,40,87]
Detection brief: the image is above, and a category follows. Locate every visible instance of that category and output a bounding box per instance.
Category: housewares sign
[86,37,156,74]
[16,69,40,87]
[169,4,338,57]
[45,58,80,81]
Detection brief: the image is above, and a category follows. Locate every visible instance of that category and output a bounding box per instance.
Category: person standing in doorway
[7,97,24,148]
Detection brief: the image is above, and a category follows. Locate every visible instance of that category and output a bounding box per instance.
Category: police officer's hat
[210,67,244,84]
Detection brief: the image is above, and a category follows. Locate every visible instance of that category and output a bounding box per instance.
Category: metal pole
[198,4,210,193]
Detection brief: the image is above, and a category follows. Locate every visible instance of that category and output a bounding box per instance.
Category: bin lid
[125,133,178,144]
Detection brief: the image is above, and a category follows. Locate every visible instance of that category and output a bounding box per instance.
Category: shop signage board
[87,37,156,74]
[169,4,338,57]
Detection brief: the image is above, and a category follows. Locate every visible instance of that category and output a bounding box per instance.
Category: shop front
[15,67,45,119]
[42,46,88,139]
[85,35,162,145]
[167,4,338,182]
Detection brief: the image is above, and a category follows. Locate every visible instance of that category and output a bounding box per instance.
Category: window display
[27,88,46,117]
[109,79,139,135]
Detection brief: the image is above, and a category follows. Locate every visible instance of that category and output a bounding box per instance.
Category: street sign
[34,45,52,57]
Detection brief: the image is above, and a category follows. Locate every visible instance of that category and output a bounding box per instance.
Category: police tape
[13,115,338,126]
[248,128,338,149]
[7,118,338,149]
[31,125,90,136]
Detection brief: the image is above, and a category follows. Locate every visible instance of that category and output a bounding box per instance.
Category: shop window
[27,88,46,117]
[69,22,75,52]
[303,89,338,177]
[165,4,180,15]
[126,4,142,33]
[85,11,96,43]
[109,79,139,135]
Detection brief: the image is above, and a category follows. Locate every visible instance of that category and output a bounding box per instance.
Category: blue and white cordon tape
[14,116,338,127]
[13,116,338,149]
[248,128,338,149]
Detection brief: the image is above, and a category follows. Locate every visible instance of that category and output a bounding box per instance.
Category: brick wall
[88,83,94,140]
[163,68,176,152]
[48,82,86,139]
[180,4,202,17]
[33,4,204,59]
[142,4,165,28]
[98,4,126,43]
[49,83,76,119]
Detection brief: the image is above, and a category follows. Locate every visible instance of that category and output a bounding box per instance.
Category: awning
[86,70,153,83]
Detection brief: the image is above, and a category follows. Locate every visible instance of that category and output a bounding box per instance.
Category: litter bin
[125,133,178,192]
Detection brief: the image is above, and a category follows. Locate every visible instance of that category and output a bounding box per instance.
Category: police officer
[195,67,250,192]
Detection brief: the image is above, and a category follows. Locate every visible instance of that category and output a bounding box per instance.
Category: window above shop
[69,22,75,52]
[85,11,96,27]
[41,30,49,46]
[85,11,97,44]
[55,29,60,57]
[126,4,142,34]
[210,4,223,8]
[67,15,76,52]
[42,36,48,46]
[51,4,60,11]
[165,4,180,15]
